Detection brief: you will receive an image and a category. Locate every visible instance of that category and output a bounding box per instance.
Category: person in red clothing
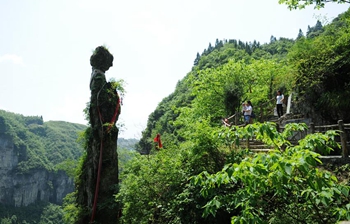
[153,133,163,150]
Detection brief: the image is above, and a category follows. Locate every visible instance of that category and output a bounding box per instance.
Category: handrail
[314,124,339,129]
[309,120,348,158]
[277,120,349,158]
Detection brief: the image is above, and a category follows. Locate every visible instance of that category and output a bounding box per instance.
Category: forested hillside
[136,8,350,155]
[0,110,86,173]
[0,110,136,223]
[114,8,350,224]
[0,110,86,223]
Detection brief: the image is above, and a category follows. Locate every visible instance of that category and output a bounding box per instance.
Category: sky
[0,0,349,139]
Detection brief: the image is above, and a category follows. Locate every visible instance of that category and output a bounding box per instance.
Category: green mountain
[0,109,137,223]
[0,110,86,222]
[136,9,350,154]
[0,110,86,173]
[115,9,350,224]
[118,138,138,151]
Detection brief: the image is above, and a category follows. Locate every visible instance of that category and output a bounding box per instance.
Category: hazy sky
[0,0,348,139]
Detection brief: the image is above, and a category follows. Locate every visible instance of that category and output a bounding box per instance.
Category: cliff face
[0,110,86,209]
[0,132,73,207]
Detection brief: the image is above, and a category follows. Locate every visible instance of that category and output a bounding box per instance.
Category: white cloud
[0,54,24,65]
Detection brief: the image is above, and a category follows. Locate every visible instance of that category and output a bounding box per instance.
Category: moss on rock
[76,46,121,224]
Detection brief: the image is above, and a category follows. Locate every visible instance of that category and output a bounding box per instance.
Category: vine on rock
[75,46,122,224]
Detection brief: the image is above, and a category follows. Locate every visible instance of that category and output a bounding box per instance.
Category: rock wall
[0,133,73,207]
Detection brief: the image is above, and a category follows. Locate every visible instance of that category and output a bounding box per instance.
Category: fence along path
[241,120,349,159]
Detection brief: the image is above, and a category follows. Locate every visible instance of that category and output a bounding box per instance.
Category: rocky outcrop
[76,46,121,224]
[0,129,73,207]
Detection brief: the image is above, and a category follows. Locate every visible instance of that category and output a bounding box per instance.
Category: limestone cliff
[0,111,85,208]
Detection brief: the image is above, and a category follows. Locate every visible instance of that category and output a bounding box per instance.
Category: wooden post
[338,120,348,158]
[235,112,238,125]
[246,136,250,149]
[310,122,315,134]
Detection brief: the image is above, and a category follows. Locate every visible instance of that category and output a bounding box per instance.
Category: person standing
[276,90,284,118]
[242,102,252,124]
[247,101,254,124]
[153,133,163,150]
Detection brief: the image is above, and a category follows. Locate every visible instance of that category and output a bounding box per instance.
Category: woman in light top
[276,90,284,118]
[242,101,252,124]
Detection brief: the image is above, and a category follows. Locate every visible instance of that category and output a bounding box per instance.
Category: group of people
[223,90,285,127]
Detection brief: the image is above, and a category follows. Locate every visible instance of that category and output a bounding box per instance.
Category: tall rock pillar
[76,46,121,224]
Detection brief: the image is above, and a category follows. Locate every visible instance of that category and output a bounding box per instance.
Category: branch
[280,204,306,223]
[324,0,350,3]
[280,0,350,10]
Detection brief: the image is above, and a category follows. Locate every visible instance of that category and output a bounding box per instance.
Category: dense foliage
[193,123,350,223]
[118,121,350,223]
[121,7,350,224]
[288,9,350,122]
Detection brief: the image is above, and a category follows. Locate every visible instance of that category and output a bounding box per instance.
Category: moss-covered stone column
[76,46,120,224]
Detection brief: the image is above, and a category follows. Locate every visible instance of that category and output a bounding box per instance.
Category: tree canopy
[279,0,350,10]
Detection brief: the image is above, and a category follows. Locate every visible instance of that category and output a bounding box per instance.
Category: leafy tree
[38,204,64,224]
[288,9,350,122]
[116,148,187,223]
[192,123,350,223]
[193,52,201,66]
[117,118,231,224]
[270,35,277,43]
[306,20,324,38]
[306,25,312,36]
[262,37,295,58]
[223,80,244,117]
[0,215,17,224]
[214,38,224,50]
[296,28,305,39]
[315,20,323,30]
[279,0,350,10]
[63,192,80,224]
